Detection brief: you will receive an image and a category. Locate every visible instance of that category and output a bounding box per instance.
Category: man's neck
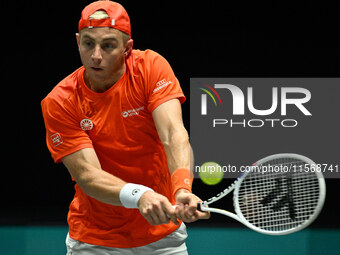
[84,65,126,93]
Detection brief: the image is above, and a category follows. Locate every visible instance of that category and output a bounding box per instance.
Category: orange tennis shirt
[41,49,186,248]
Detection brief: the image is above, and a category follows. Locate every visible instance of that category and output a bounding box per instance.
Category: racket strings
[236,158,321,232]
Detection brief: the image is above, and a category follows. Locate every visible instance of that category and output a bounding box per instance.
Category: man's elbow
[162,127,189,148]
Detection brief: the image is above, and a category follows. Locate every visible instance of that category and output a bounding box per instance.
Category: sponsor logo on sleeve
[153,79,172,93]
[50,133,63,147]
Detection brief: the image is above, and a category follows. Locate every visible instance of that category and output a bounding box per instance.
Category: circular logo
[80,119,93,131]
[184,178,191,186]
[122,111,129,118]
[131,188,140,196]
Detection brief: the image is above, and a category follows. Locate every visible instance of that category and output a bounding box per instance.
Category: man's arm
[62,148,127,205]
[62,147,178,225]
[152,99,191,173]
[152,99,210,222]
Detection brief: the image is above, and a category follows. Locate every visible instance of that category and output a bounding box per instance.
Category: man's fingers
[195,206,211,220]
[153,202,173,225]
[175,192,211,222]
[188,199,198,216]
[176,203,197,222]
[175,203,186,221]
[195,203,211,220]
[145,207,170,225]
[139,191,180,225]
[165,204,180,225]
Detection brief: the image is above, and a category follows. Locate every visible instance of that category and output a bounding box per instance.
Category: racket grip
[197,202,202,211]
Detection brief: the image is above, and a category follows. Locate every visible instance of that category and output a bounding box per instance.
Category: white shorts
[66,223,188,255]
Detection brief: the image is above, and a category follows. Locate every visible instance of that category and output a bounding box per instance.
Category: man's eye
[83,41,93,47]
[102,43,115,49]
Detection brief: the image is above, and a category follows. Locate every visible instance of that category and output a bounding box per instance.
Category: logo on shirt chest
[80,118,94,131]
[122,106,145,118]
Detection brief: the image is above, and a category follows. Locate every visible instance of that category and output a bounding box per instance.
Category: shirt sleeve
[41,97,93,163]
[145,51,186,113]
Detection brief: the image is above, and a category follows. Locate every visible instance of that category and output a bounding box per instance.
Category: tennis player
[41,1,209,254]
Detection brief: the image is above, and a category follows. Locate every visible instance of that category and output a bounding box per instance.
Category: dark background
[2,0,339,229]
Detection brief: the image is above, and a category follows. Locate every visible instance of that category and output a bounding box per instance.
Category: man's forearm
[62,148,179,226]
[76,164,127,206]
[161,126,191,175]
[62,149,127,206]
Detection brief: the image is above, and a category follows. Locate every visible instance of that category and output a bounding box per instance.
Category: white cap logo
[80,119,93,131]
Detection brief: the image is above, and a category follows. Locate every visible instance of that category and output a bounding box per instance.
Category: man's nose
[91,45,102,63]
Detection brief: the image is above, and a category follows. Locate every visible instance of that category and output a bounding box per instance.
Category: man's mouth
[91,67,103,72]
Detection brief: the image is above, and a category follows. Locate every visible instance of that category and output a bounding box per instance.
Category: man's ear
[124,38,133,57]
[76,33,80,50]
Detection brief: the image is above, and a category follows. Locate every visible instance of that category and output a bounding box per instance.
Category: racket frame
[198,153,326,235]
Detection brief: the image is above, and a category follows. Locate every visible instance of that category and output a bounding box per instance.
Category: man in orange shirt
[41,1,209,254]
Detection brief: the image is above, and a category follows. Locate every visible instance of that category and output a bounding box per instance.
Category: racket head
[233,153,326,235]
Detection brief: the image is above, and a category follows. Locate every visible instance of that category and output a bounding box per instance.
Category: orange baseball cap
[78,0,131,37]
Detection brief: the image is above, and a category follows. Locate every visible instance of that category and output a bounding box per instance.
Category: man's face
[76,27,130,87]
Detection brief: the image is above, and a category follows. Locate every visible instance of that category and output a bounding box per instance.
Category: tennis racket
[197,153,326,235]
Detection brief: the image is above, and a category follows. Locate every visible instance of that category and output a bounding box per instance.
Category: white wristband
[119,183,153,209]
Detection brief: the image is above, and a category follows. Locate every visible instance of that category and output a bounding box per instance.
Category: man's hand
[138,190,179,226]
[174,189,210,223]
